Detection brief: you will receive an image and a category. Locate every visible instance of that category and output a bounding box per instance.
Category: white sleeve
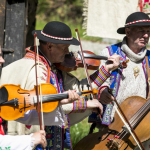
[0,134,33,150]
[16,65,65,126]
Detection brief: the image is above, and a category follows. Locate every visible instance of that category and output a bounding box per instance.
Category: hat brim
[32,30,80,45]
[117,22,150,34]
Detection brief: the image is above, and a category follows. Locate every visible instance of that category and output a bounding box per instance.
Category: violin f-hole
[17,89,30,96]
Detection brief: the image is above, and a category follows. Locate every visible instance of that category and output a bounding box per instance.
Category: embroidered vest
[89,43,150,125]
[23,48,72,150]
[35,70,72,150]
[25,51,72,150]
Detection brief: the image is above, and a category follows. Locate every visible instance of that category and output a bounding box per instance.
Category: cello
[72,29,146,150]
[73,57,150,150]
[74,95,150,150]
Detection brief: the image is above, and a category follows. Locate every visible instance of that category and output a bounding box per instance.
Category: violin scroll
[119,59,129,69]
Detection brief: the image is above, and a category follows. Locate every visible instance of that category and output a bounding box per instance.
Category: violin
[54,50,129,72]
[0,83,98,121]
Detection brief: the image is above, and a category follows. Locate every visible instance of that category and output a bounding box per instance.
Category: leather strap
[145,56,150,98]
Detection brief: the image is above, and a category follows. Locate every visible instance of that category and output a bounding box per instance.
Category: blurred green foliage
[69,118,98,149]
[36,0,102,42]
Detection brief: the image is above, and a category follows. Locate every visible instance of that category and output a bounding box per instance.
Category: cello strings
[130,100,150,124]
[113,104,142,149]
[125,100,150,126]
[112,100,150,146]
[107,102,149,146]
[129,101,150,128]
[102,100,150,149]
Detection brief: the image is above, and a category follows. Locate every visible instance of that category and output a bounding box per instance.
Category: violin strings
[6,94,61,106]
[8,92,71,105]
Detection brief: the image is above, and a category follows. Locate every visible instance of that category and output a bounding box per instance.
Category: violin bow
[36,36,44,129]
[34,33,44,130]
[75,29,101,118]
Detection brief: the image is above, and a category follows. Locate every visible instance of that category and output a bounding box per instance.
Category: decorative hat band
[41,31,73,40]
[125,19,150,26]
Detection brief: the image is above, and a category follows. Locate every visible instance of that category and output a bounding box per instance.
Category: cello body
[74,96,150,150]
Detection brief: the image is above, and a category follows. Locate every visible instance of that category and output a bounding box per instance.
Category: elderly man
[88,12,150,149]
[0,21,120,149]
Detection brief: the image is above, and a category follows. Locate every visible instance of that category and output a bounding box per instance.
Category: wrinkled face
[126,26,150,50]
[50,43,70,63]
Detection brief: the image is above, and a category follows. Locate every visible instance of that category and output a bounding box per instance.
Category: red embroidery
[26,125,31,129]
[46,133,52,139]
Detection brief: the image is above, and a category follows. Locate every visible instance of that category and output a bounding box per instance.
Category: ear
[125,28,130,37]
[47,43,52,51]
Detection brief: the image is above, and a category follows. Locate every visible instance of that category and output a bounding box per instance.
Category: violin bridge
[106,139,119,150]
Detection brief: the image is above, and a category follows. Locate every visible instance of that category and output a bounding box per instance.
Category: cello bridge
[106,139,120,150]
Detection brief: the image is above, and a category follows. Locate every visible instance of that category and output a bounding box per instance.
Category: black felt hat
[32,21,80,45]
[117,12,150,34]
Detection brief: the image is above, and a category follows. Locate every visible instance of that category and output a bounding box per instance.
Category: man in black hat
[89,12,150,149]
[0,21,120,149]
